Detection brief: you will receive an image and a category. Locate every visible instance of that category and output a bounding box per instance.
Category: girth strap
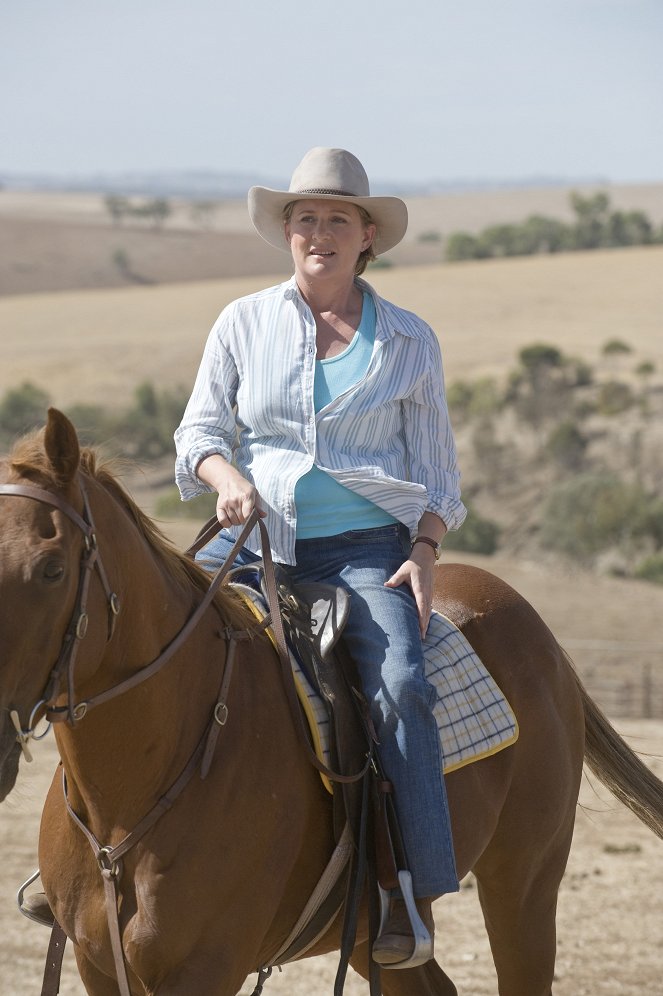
[40,920,67,996]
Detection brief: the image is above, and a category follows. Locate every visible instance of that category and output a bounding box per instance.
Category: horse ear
[44,408,81,484]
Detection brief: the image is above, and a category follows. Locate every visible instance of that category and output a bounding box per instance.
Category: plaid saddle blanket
[233,584,519,793]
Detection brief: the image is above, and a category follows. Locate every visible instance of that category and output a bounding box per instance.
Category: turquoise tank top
[295,293,397,538]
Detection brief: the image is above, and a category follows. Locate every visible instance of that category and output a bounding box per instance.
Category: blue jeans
[198,524,458,897]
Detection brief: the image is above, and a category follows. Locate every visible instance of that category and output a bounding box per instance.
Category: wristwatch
[411,535,441,561]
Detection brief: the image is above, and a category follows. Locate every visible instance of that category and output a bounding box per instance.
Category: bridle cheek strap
[0,478,121,732]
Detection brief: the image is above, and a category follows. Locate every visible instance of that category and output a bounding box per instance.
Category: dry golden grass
[1,246,661,410]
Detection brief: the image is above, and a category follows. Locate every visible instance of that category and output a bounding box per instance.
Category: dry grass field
[1,189,662,993]
[1,245,662,411]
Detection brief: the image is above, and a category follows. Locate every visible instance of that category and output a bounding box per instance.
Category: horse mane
[7,431,255,631]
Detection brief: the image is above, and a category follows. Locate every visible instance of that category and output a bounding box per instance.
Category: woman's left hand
[384,543,436,638]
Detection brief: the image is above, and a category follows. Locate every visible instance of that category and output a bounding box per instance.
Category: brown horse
[1,408,662,996]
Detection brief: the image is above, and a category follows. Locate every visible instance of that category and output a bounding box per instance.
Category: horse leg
[349,941,458,995]
[75,949,139,996]
[473,825,575,996]
[76,948,252,996]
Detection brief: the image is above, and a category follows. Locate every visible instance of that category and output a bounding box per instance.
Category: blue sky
[2,0,662,185]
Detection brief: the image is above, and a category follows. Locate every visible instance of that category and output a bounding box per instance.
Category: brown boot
[372,896,435,966]
[20,892,55,928]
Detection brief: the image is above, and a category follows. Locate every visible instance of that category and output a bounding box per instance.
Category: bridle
[0,478,121,756]
[0,477,267,760]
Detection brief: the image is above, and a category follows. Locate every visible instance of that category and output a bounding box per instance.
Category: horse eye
[42,560,65,583]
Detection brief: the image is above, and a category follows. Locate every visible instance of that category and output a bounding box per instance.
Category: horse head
[0,408,89,800]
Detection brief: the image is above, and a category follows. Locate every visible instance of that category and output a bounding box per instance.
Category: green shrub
[541,473,651,559]
[63,404,113,446]
[447,381,475,419]
[444,504,500,555]
[634,554,663,585]
[112,381,189,459]
[546,420,588,470]
[448,378,502,421]
[518,344,564,373]
[155,488,218,520]
[0,381,51,441]
[446,232,483,261]
[602,338,632,357]
[596,380,634,415]
[417,230,441,243]
[635,360,656,379]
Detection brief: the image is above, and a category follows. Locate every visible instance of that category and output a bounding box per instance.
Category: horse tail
[563,648,663,839]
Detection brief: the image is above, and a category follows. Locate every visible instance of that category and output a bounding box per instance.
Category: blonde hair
[283,201,377,276]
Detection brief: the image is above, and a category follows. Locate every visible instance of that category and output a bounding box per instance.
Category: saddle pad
[232,584,518,794]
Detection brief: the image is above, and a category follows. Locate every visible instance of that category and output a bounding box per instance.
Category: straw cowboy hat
[248,147,408,256]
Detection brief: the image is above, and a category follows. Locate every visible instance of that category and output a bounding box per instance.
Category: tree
[189,200,219,230]
[602,338,632,358]
[446,232,482,261]
[104,195,131,226]
[147,198,171,230]
[507,344,568,426]
[569,191,611,249]
[606,210,653,247]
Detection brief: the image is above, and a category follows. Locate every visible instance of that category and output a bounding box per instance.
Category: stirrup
[17,870,54,927]
[376,870,434,969]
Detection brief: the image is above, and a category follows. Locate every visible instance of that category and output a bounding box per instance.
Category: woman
[175,147,466,967]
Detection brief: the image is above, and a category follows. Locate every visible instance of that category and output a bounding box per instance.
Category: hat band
[293,187,359,197]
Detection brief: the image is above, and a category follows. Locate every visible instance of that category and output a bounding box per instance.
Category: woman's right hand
[215,478,265,527]
[196,454,266,527]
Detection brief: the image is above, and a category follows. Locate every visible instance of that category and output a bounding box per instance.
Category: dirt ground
[1,721,661,996]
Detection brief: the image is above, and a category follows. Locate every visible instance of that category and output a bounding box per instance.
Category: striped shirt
[175,275,466,564]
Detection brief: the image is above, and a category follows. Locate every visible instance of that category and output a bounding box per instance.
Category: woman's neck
[296,274,362,325]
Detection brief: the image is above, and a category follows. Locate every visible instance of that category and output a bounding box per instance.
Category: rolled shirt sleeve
[174,316,239,499]
[402,332,466,532]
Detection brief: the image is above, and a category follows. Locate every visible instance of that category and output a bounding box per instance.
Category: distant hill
[1,182,662,296]
[0,168,611,199]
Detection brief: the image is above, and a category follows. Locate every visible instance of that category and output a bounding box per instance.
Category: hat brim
[248,186,408,256]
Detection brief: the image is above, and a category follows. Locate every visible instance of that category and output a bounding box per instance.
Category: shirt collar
[280,275,419,343]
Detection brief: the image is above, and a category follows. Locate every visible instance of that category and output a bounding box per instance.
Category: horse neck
[55,482,229,834]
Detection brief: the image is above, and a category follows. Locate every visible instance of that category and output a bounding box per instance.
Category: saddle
[229,562,372,839]
[227,563,432,980]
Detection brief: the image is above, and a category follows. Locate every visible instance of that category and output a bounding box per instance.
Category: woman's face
[284,199,376,285]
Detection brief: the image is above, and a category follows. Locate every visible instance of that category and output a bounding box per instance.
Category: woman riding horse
[175,146,466,966]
